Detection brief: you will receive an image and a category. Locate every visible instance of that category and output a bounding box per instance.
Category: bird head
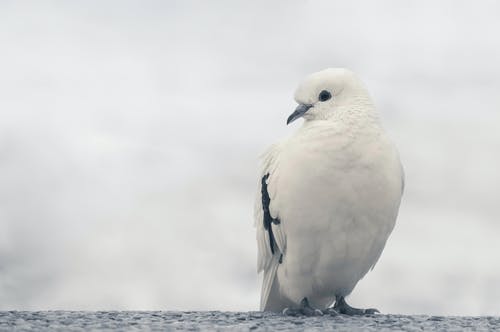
[287,68,374,125]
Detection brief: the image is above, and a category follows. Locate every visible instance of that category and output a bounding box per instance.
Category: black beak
[286,104,313,125]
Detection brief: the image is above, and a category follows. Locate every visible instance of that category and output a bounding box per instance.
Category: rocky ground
[0,311,498,331]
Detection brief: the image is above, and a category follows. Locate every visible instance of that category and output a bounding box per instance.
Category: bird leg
[282,297,323,317]
[333,296,379,315]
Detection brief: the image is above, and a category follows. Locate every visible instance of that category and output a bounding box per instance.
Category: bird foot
[282,298,323,317]
[333,296,380,316]
[321,307,339,316]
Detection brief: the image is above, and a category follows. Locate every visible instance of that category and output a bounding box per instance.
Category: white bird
[254,68,404,316]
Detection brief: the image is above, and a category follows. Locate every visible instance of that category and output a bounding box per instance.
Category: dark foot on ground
[321,307,339,316]
[283,298,323,317]
[333,296,380,316]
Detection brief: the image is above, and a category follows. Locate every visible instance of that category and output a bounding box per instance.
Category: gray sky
[1,0,500,315]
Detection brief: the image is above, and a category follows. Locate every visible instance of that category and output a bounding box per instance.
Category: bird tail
[260,254,279,311]
[260,254,295,312]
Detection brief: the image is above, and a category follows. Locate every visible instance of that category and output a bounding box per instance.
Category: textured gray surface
[0,311,498,331]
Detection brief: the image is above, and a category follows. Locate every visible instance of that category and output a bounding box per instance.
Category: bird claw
[321,308,339,316]
[282,298,324,317]
[363,308,380,315]
[313,309,324,316]
[334,296,380,316]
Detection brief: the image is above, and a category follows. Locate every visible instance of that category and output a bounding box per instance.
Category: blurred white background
[1,0,499,315]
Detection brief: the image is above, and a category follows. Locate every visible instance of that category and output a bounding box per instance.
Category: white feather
[254,143,287,309]
[254,68,404,311]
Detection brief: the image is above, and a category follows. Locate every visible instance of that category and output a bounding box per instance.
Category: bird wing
[370,157,405,271]
[254,143,286,310]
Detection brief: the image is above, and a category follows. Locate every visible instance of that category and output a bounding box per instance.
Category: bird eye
[318,90,332,102]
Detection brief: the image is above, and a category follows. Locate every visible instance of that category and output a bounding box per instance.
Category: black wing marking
[261,173,281,255]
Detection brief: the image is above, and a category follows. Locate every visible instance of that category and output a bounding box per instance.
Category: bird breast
[272,123,402,298]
